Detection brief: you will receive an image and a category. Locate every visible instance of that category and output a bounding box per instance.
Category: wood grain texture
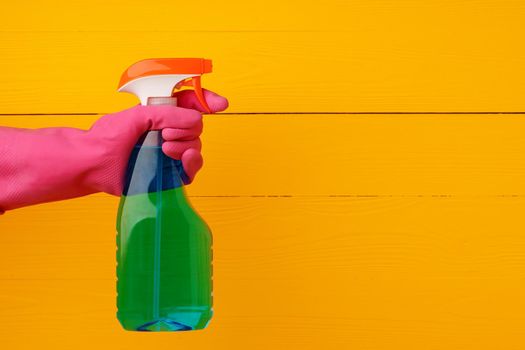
[2,0,522,32]
[2,0,525,347]
[1,114,525,196]
[1,195,525,349]
[1,15,525,113]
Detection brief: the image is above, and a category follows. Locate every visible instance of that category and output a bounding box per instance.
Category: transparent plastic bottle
[116,97,213,331]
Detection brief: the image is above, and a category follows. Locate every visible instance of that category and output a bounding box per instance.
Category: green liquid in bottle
[116,131,213,331]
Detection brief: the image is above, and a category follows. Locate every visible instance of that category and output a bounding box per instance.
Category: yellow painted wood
[1,114,525,196]
[1,2,525,113]
[4,0,522,32]
[2,0,525,347]
[1,195,525,349]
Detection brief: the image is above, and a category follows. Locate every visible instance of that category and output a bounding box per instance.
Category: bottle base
[118,308,212,332]
[137,318,193,331]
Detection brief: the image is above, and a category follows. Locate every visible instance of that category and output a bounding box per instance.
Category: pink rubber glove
[0,89,228,215]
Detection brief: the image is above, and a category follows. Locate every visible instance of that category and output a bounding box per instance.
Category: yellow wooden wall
[1,1,525,349]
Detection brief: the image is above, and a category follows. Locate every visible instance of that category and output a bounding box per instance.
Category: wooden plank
[1,114,525,195]
[2,0,524,32]
[1,25,524,113]
[1,195,525,349]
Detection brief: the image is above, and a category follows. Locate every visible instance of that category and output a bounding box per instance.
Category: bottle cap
[147,96,178,106]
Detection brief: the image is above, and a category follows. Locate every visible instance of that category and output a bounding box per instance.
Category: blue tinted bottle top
[122,130,188,195]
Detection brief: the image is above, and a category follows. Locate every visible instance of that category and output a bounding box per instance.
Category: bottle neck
[123,96,189,196]
[147,96,178,106]
[123,131,188,195]
[145,95,189,185]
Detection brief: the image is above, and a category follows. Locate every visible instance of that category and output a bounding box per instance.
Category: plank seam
[2,112,525,116]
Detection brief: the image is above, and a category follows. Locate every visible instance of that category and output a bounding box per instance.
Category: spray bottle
[115,58,213,331]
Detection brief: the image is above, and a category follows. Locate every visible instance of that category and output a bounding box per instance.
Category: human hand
[0,89,227,214]
[87,89,228,196]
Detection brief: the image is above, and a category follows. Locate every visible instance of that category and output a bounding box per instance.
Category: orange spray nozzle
[117,58,213,113]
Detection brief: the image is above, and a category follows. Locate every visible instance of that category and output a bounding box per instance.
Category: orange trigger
[191,76,212,114]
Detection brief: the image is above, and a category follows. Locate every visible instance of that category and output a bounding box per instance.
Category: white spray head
[117,58,213,112]
[118,74,197,105]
